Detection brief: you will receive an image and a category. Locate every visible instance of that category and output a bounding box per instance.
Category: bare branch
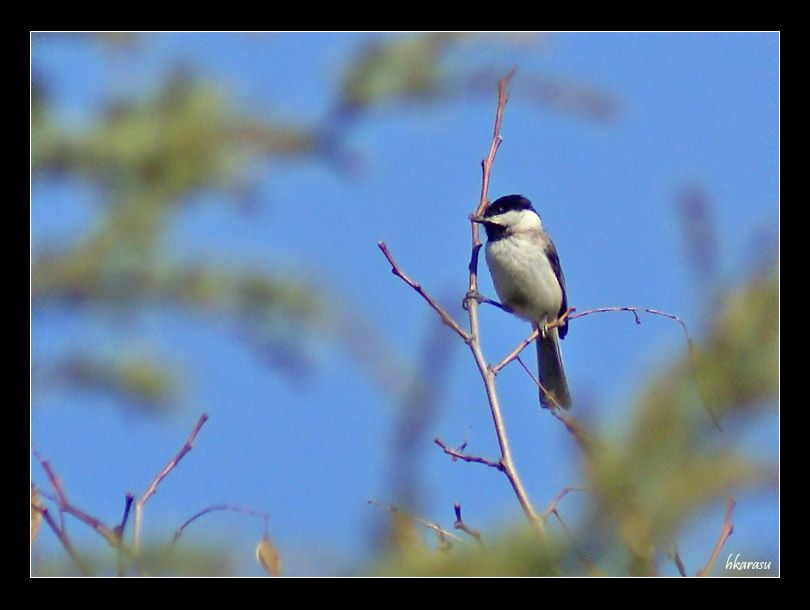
[491,328,539,374]
[568,306,693,349]
[434,437,504,471]
[453,503,483,545]
[697,497,736,576]
[173,504,270,543]
[542,486,587,521]
[34,452,120,546]
[377,241,470,342]
[514,355,565,411]
[473,67,516,219]
[461,70,543,531]
[133,413,209,551]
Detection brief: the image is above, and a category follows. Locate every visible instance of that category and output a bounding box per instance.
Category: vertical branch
[464,70,543,530]
[377,70,542,530]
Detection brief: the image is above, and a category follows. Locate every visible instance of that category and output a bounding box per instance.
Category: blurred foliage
[371,259,778,576]
[31,541,234,577]
[336,32,617,122]
[373,523,565,577]
[32,62,336,405]
[337,33,459,115]
[55,354,178,410]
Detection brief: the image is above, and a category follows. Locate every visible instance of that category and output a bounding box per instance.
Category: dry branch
[434,438,504,471]
[133,413,209,550]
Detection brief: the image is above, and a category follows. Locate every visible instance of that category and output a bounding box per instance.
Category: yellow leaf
[256,535,282,577]
[31,488,42,544]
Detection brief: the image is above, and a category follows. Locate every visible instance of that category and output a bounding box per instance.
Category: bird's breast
[485,235,562,324]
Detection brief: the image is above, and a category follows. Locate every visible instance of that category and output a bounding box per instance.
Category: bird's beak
[469,214,487,224]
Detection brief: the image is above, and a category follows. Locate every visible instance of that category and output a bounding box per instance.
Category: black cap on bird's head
[481,194,536,218]
[471,194,541,241]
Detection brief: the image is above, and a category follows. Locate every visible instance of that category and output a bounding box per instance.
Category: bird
[471,194,572,409]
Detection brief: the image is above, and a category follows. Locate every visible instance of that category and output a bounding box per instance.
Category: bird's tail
[536,327,571,409]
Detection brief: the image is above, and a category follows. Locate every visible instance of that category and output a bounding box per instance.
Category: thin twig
[173,504,270,543]
[434,438,504,471]
[33,503,90,576]
[514,355,591,448]
[377,241,470,342]
[491,328,540,374]
[453,503,483,546]
[34,452,119,546]
[541,486,587,521]
[514,355,563,410]
[473,66,516,219]
[540,486,599,571]
[368,499,468,547]
[133,413,209,551]
[568,306,693,349]
[463,71,543,531]
[697,497,736,577]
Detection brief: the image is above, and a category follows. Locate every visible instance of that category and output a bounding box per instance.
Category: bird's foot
[463,290,513,313]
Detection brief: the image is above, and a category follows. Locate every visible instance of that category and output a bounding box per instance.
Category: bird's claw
[462,290,482,311]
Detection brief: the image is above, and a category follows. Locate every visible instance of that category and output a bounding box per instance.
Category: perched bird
[472,194,572,409]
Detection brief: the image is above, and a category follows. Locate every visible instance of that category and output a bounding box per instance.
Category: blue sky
[31,32,779,576]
